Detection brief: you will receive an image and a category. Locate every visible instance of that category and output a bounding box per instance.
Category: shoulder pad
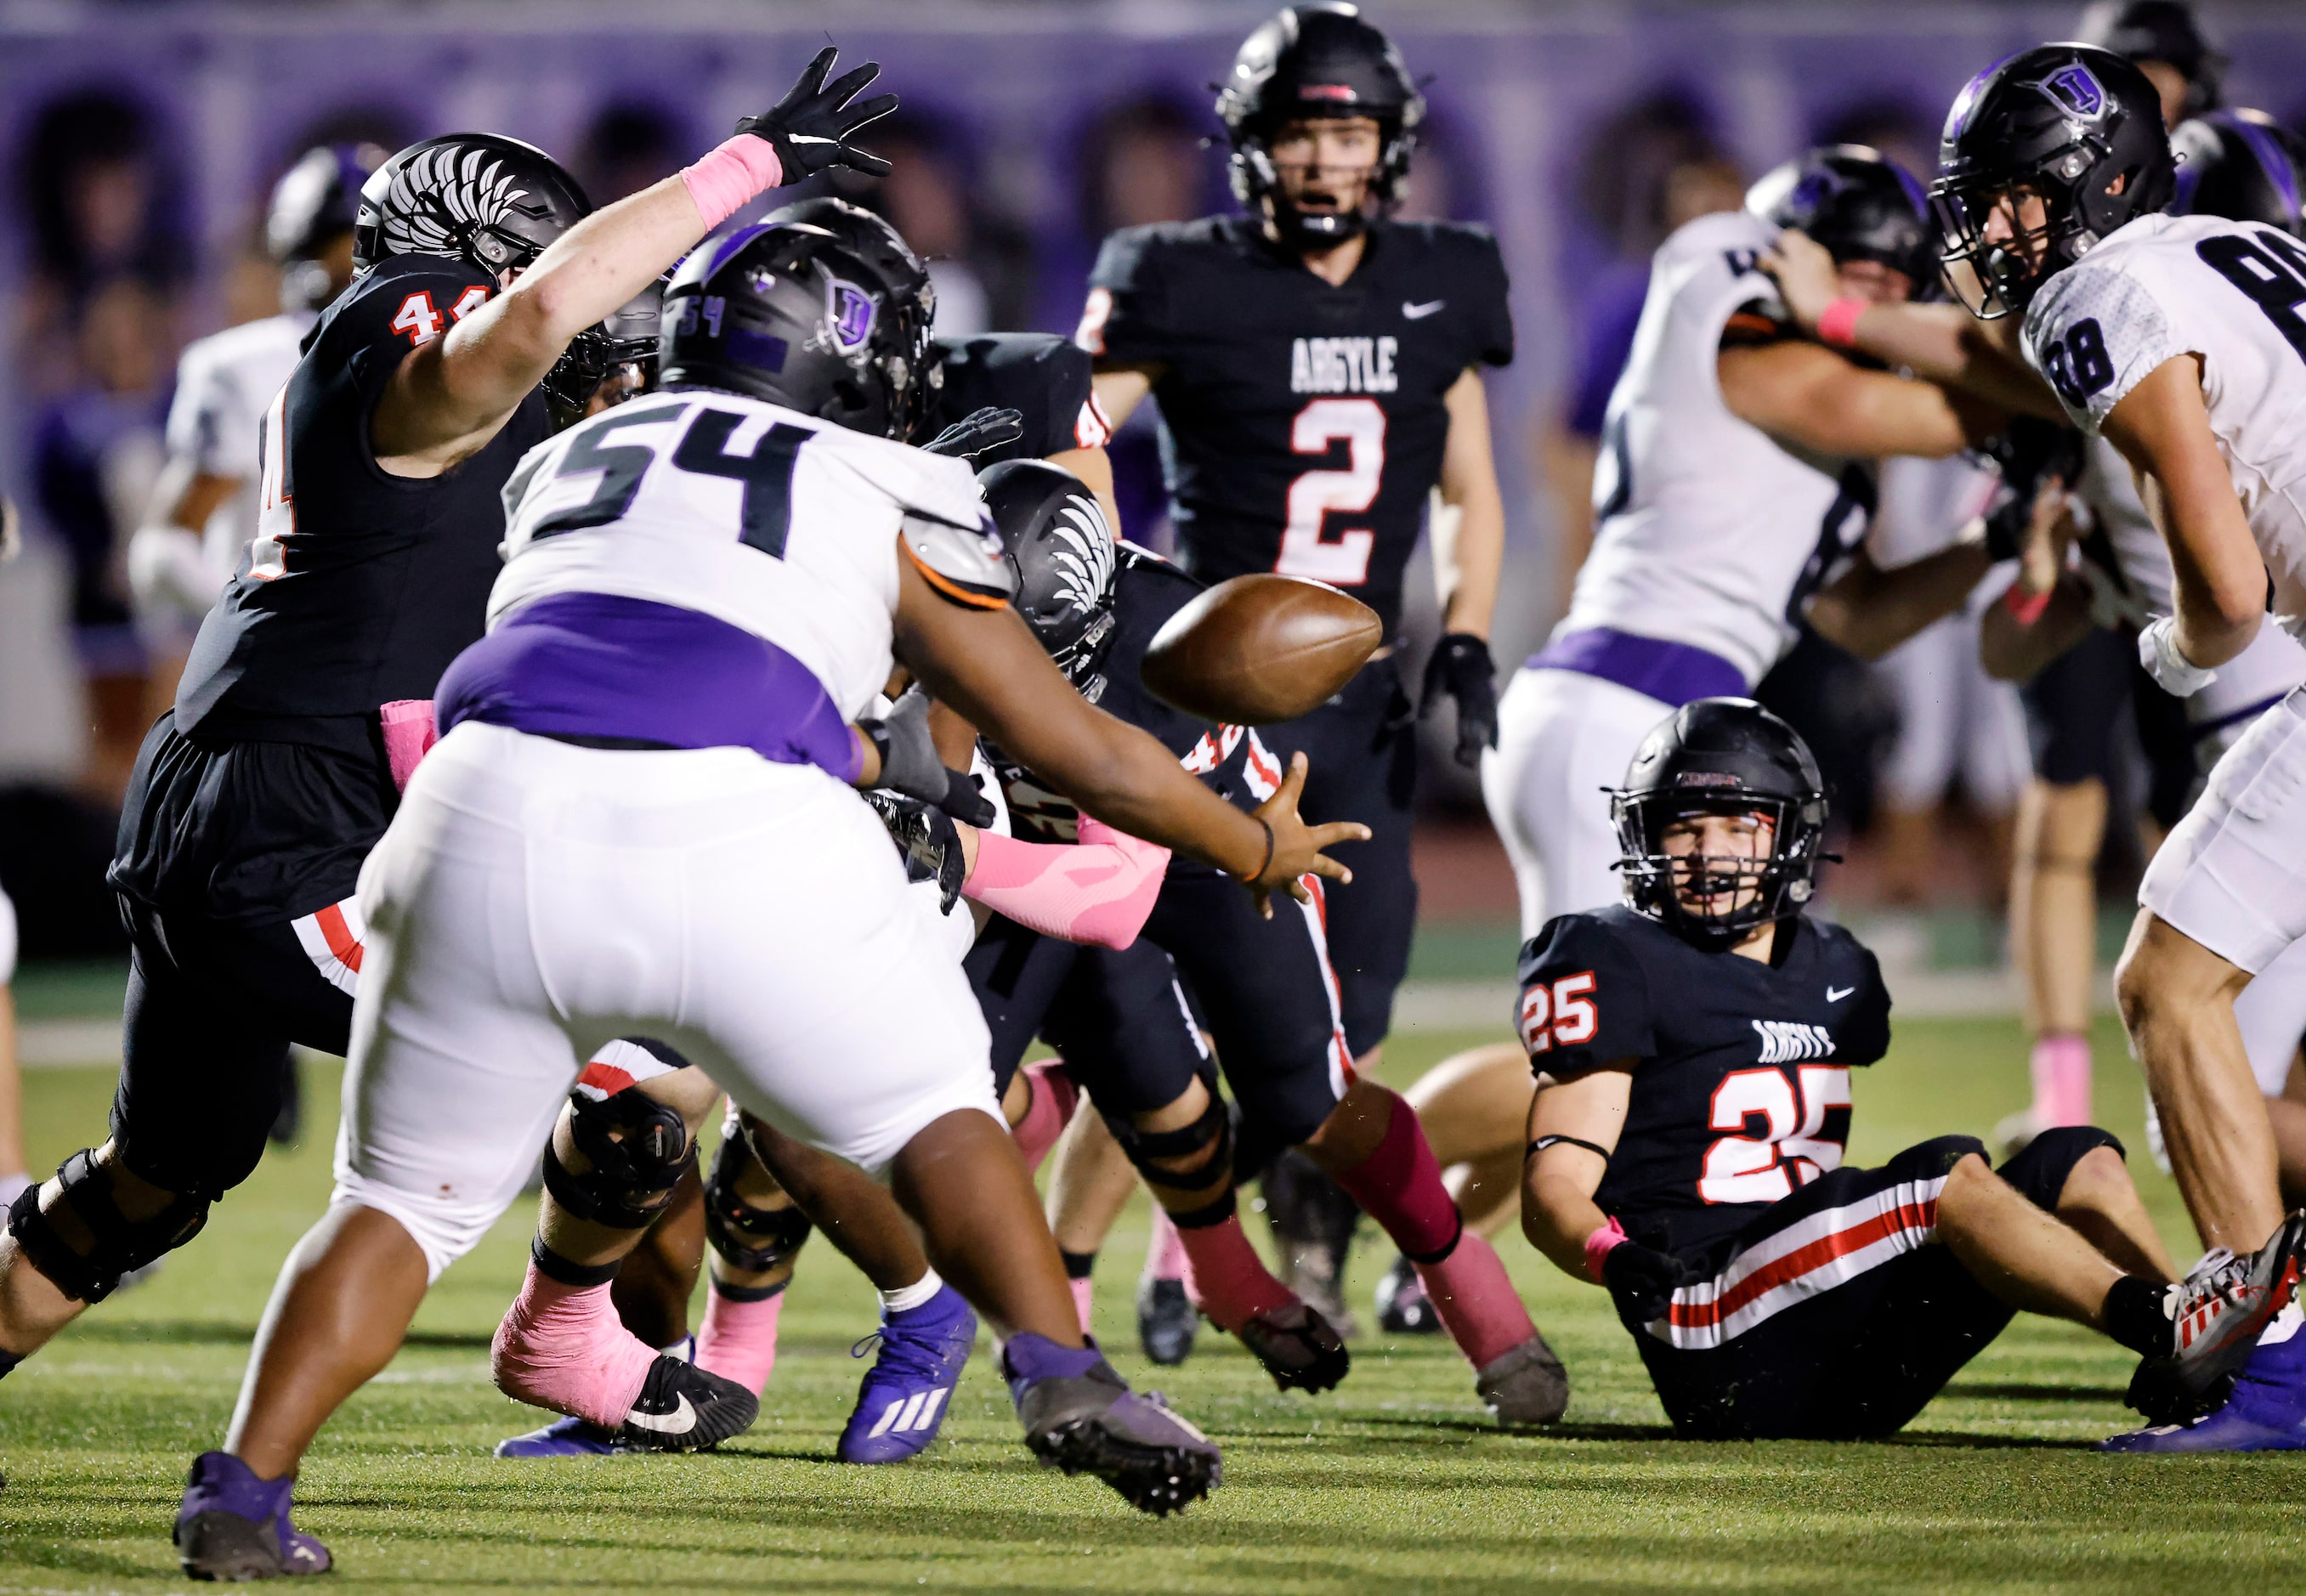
[1517,911,1655,1072]
[903,510,1016,611]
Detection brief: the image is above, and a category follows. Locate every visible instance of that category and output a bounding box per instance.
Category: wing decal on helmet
[1048,499,1116,618]
[381,144,531,261]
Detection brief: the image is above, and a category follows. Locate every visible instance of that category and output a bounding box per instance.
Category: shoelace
[849,1316,966,1383]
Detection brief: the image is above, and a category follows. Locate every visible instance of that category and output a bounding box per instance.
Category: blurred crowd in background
[3,0,2306,966]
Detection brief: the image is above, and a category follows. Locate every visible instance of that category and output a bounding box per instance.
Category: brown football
[1141,574,1384,725]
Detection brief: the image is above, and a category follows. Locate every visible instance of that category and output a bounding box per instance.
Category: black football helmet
[657,215,935,441]
[760,196,950,432]
[1747,145,1936,291]
[1216,3,1424,249]
[269,144,373,309]
[2077,1,2224,117]
[979,458,1119,690]
[2171,110,2305,234]
[1611,699,1830,951]
[1930,44,2175,318]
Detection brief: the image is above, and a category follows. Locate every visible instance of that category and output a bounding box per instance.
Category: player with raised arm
[1909,42,2306,1450]
[1515,699,2286,1441]
[1377,145,2047,1330]
[172,194,1364,1572]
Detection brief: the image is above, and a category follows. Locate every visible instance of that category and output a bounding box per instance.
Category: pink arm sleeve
[679,138,784,229]
[379,699,439,794]
[961,812,1170,950]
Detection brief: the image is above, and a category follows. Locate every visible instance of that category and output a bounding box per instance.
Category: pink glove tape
[1583,1216,1629,1285]
[379,699,439,794]
[961,813,1170,950]
[680,137,785,230]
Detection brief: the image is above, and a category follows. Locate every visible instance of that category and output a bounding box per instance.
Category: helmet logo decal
[828,280,876,350]
[1675,771,1738,788]
[1301,83,1360,102]
[2042,64,2106,120]
[1047,498,1116,617]
[380,145,530,262]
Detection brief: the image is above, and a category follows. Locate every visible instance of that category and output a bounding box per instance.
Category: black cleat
[1136,1275,1200,1367]
[2128,1214,2306,1425]
[1260,1151,1363,1337]
[1238,1302,1350,1394]
[611,1353,758,1452]
[1374,1254,1442,1335]
[1004,1333,1221,1516]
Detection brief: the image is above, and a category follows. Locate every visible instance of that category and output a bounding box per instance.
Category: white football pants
[331,722,1000,1280]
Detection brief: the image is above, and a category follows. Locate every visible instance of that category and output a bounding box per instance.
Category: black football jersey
[174,256,553,755]
[984,546,1279,870]
[1519,904,1892,1254]
[1082,216,1511,638]
[927,332,1109,467]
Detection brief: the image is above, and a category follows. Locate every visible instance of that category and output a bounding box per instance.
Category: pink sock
[2031,1033,2093,1127]
[1010,1061,1079,1174]
[1414,1230,1538,1370]
[1176,1211,1296,1333]
[1332,1090,1460,1260]
[1068,1276,1096,1333]
[490,1262,658,1429]
[694,1282,785,1396]
[1142,1205,1188,1284]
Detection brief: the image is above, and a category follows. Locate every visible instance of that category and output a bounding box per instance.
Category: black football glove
[1419,632,1499,767]
[865,794,968,914]
[860,690,996,828]
[1975,416,2085,562]
[1601,1240,1697,1323]
[735,47,899,183]
[919,406,1025,461]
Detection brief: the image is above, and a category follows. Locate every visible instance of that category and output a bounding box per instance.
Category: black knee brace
[5,1149,211,1303]
[701,1131,813,1273]
[1108,1094,1238,1229]
[541,1086,696,1231]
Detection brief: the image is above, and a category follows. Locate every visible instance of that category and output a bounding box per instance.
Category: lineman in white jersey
[127,148,372,644]
[1919,42,2306,1452]
[202,201,1361,1542]
[1486,145,2038,938]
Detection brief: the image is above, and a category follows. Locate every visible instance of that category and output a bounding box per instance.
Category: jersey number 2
[1279,398,1385,585]
[1699,1066,1851,1203]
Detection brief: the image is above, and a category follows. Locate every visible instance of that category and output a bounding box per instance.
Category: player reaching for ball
[1518,699,2286,1442]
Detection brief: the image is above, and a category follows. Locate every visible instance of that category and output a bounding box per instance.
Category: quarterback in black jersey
[1516,699,2306,1440]
[1078,3,1511,1064]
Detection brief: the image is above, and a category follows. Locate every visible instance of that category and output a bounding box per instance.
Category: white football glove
[2137,615,2219,698]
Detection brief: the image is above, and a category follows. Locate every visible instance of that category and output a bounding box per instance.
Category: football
[1140,574,1384,725]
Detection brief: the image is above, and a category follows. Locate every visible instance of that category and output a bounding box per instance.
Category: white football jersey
[2026,212,2306,635]
[493,391,998,719]
[1561,210,1875,687]
[164,311,313,581]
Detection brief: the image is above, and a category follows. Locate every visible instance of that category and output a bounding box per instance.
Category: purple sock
[998,1331,1105,1401]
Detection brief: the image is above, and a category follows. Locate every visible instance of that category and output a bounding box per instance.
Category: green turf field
[3,1013,2302,1593]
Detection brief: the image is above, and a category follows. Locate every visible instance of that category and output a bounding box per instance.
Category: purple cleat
[2104,1308,2306,1453]
[174,1450,331,1581]
[494,1415,628,1457]
[836,1283,976,1463]
[1002,1332,1220,1515]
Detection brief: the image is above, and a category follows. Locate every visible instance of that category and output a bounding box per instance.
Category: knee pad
[1108,1094,1238,1228]
[700,1132,813,1273]
[541,1086,696,1231]
[5,1149,210,1303]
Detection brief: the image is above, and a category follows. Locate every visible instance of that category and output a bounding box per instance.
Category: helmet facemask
[1614,790,1826,951]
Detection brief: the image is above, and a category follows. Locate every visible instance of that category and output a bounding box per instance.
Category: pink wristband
[680,136,785,230]
[1816,297,1867,350]
[1583,1217,1628,1285]
[2002,581,2054,625]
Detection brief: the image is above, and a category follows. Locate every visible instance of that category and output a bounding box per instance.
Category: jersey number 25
[1700,1066,1850,1204]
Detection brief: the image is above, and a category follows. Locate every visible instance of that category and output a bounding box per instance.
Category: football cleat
[611,1353,758,1452]
[1237,1302,1351,1395]
[1003,1332,1221,1516]
[2126,1214,2306,1424]
[174,1451,331,1581]
[2105,1306,2306,1452]
[1374,1254,1442,1335]
[1260,1151,1363,1338]
[1477,1333,1571,1426]
[837,1283,976,1464]
[494,1414,629,1457]
[1136,1275,1199,1367]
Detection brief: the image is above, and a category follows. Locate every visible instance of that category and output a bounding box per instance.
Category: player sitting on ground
[1517,698,2294,1441]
